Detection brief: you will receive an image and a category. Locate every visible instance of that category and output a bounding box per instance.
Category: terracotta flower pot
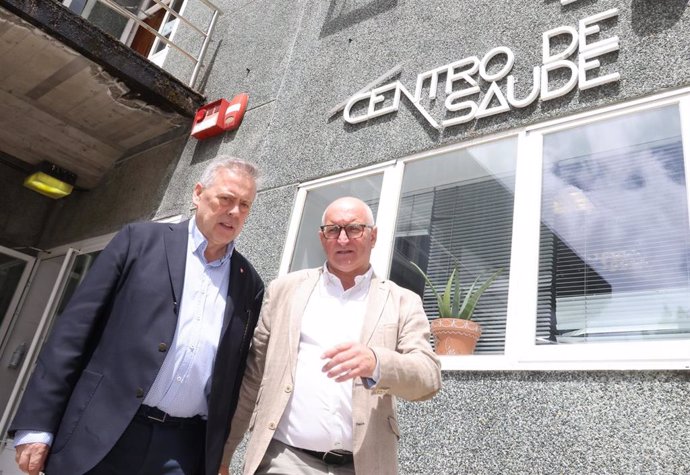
[430,318,482,355]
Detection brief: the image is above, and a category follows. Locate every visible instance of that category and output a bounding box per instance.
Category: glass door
[0,248,102,442]
[0,247,35,355]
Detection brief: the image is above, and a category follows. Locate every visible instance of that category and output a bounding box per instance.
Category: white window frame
[282,86,690,371]
[279,160,396,276]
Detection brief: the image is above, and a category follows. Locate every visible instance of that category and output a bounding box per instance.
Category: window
[284,89,690,369]
[389,139,517,354]
[537,105,690,345]
[287,172,383,272]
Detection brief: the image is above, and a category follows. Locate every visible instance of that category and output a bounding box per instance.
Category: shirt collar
[189,219,234,266]
[321,262,374,292]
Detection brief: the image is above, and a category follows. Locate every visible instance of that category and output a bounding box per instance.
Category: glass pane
[85,0,134,38]
[0,255,29,329]
[289,175,383,272]
[537,105,690,344]
[46,251,101,338]
[390,138,517,354]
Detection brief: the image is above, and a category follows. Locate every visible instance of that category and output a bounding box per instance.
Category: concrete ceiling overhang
[0,0,206,189]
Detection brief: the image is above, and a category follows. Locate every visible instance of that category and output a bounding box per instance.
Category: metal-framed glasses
[320,223,373,239]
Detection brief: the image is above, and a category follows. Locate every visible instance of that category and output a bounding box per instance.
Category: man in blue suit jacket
[9,156,264,475]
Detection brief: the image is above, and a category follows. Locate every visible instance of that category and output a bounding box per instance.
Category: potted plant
[410,262,502,355]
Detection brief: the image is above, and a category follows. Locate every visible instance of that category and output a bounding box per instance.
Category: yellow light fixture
[23,162,77,199]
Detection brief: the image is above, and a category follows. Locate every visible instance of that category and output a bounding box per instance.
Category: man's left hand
[321,342,376,382]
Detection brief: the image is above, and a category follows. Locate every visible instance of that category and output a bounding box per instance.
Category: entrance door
[145,0,186,66]
[0,249,77,439]
[115,0,188,66]
[0,244,105,442]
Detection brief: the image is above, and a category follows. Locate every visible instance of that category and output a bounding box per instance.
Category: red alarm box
[190,93,249,140]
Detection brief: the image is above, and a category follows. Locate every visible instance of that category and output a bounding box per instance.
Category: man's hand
[16,442,49,475]
[321,342,376,382]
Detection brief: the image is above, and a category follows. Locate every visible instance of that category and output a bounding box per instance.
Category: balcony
[0,0,218,191]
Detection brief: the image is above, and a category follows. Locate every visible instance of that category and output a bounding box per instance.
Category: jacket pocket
[51,369,103,454]
[387,415,400,440]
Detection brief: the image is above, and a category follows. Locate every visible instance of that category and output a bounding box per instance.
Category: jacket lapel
[360,276,389,345]
[164,220,189,313]
[222,251,244,336]
[288,269,320,363]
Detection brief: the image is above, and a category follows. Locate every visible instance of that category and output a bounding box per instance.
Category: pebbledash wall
[44,0,690,473]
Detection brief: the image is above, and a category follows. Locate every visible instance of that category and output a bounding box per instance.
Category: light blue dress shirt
[15,219,232,446]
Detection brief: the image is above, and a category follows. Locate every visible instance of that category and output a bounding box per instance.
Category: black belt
[296,447,353,466]
[135,405,204,426]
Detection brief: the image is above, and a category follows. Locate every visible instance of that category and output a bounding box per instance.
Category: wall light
[23,161,77,199]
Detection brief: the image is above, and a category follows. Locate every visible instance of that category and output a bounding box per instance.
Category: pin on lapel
[240,267,244,274]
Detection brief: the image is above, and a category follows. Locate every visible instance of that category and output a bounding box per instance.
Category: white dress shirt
[142,218,231,417]
[274,264,373,453]
[15,219,231,446]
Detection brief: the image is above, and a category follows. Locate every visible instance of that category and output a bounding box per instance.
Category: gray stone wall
[397,371,690,474]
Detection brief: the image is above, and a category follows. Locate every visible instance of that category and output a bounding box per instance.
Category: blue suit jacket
[9,220,264,475]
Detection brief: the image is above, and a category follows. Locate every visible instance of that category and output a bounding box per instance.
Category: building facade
[1,0,690,473]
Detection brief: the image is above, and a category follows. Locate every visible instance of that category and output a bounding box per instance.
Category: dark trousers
[85,411,206,475]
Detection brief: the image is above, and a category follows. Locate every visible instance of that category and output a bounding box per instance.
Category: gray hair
[198,155,260,188]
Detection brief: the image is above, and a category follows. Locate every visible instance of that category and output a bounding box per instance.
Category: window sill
[439,354,690,371]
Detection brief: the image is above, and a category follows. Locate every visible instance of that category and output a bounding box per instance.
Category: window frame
[281,86,690,371]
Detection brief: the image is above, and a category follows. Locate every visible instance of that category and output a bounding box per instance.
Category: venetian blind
[537,138,690,343]
[392,177,514,354]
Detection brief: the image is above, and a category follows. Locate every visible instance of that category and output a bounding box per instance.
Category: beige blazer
[223,268,441,475]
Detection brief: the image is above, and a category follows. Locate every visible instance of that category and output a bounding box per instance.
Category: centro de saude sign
[342,9,619,130]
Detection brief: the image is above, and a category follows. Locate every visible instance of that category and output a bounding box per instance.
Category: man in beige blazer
[222,196,441,475]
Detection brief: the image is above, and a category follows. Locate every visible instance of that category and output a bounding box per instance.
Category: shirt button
[176,376,183,382]
[285,384,293,393]
[268,422,277,430]
[158,343,168,352]
[135,387,144,398]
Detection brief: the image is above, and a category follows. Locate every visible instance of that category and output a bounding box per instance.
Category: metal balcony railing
[87,0,221,88]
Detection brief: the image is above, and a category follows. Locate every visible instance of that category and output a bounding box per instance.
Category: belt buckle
[322,451,346,465]
[147,409,167,423]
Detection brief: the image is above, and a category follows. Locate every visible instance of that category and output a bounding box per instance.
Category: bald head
[321,197,375,226]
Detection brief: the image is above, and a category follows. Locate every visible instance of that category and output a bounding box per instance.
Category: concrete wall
[0,163,53,251]
[33,136,189,249]
[396,370,690,474]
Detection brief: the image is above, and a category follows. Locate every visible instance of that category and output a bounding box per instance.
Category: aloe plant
[410,261,502,320]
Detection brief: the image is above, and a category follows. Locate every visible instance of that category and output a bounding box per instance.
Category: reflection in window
[390,139,516,354]
[0,255,29,330]
[289,174,383,272]
[44,251,102,339]
[537,105,690,344]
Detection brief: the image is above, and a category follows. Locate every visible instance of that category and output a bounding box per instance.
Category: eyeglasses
[320,223,373,239]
